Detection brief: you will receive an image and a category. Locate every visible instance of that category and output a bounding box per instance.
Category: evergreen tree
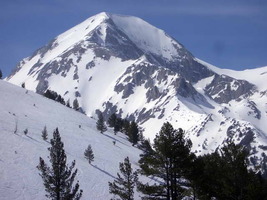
[56,95,65,105]
[114,120,121,135]
[109,157,138,200]
[42,126,48,141]
[84,145,94,164]
[0,69,2,79]
[138,130,145,145]
[21,82,25,88]
[122,119,130,134]
[128,121,139,146]
[96,112,107,133]
[73,99,79,111]
[138,122,193,200]
[219,141,249,199]
[66,100,71,108]
[116,117,124,132]
[108,113,117,128]
[37,128,83,200]
[185,154,204,200]
[138,138,154,157]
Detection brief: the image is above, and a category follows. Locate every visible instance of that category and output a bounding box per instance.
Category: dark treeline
[136,122,267,200]
[108,121,267,200]
[43,89,66,105]
[43,89,82,112]
[105,112,140,146]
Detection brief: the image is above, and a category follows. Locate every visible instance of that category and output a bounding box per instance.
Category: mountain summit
[7,12,267,166]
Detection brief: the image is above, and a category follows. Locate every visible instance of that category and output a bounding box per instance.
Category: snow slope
[0,80,142,200]
[109,13,182,60]
[196,58,267,92]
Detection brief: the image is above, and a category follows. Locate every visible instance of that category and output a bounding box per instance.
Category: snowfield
[0,80,143,200]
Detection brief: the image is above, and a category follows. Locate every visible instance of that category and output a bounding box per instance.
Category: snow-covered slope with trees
[6,12,267,168]
[0,80,142,200]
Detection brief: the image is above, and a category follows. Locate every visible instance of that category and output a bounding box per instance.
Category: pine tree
[73,99,79,111]
[96,112,107,133]
[66,100,71,108]
[84,145,94,164]
[138,138,153,155]
[114,121,120,135]
[37,128,83,200]
[0,69,2,79]
[219,141,249,199]
[56,95,65,105]
[122,119,130,134]
[138,122,193,200]
[116,117,124,132]
[42,126,48,141]
[128,121,139,146]
[109,157,138,200]
[108,113,117,127]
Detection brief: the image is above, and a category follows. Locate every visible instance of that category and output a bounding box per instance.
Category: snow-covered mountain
[0,79,142,200]
[7,12,267,166]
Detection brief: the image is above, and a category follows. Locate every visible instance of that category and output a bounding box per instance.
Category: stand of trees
[43,90,84,114]
[135,122,267,200]
[43,89,65,105]
[107,113,140,145]
[188,141,267,200]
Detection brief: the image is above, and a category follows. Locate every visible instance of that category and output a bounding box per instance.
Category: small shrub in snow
[24,128,28,135]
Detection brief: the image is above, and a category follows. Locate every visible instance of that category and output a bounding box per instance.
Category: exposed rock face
[205,74,255,104]
[246,101,261,119]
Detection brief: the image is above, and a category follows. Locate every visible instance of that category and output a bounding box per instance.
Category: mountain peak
[59,12,184,61]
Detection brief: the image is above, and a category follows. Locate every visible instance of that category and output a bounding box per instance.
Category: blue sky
[0,0,266,77]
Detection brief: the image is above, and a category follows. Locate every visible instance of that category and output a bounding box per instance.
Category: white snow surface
[196,58,267,91]
[109,13,181,60]
[0,80,143,200]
